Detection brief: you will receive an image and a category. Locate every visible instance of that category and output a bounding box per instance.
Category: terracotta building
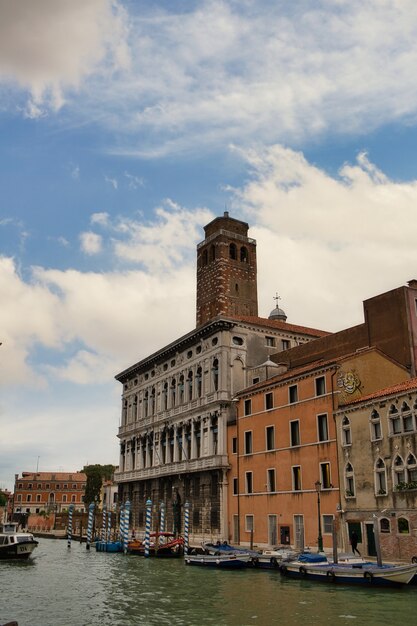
[228,348,408,551]
[115,212,327,541]
[335,377,417,562]
[13,471,87,515]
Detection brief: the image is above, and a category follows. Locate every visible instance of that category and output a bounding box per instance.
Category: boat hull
[95,541,123,553]
[0,540,38,560]
[280,562,417,586]
[185,554,251,568]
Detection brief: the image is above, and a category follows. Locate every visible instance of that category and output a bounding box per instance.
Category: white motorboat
[0,522,38,560]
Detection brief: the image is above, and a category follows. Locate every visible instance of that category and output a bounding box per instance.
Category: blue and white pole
[67,503,74,549]
[86,502,95,550]
[101,504,107,542]
[123,500,131,553]
[144,499,152,558]
[159,501,165,533]
[184,501,190,556]
[107,510,112,543]
[119,504,125,544]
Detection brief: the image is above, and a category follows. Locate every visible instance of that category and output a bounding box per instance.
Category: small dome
[269,305,287,321]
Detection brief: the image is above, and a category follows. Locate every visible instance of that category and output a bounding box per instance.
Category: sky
[1,0,417,492]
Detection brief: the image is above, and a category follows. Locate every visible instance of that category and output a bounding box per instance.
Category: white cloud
[105,176,118,189]
[79,231,103,255]
[231,144,417,330]
[3,2,417,153]
[124,171,145,189]
[91,212,110,227]
[0,0,129,113]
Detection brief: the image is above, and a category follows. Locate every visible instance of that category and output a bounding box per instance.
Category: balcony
[114,454,229,483]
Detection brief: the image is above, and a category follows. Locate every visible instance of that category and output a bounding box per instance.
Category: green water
[1,539,416,626]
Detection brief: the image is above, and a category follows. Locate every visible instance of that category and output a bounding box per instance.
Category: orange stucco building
[227,348,408,552]
[13,471,87,515]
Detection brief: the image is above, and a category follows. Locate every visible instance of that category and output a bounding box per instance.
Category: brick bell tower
[196,212,258,327]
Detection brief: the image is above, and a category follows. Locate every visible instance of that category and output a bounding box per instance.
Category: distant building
[228,348,408,551]
[101,478,118,512]
[13,471,87,515]
[336,377,417,562]
[115,212,327,541]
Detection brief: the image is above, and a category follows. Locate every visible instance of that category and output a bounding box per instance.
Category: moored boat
[95,540,123,553]
[250,547,299,569]
[202,541,259,557]
[128,532,184,557]
[0,522,38,560]
[185,552,252,568]
[279,552,417,586]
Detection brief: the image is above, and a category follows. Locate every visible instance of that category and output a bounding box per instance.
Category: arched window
[398,517,410,534]
[163,382,168,411]
[401,402,414,432]
[375,458,387,495]
[196,367,202,397]
[370,409,382,441]
[389,404,401,434]
[212,358,219,391]
[187,371,193,401]
[144,391,149,418]
[179,375,185,404]
[150,387,155,415]
[380,518,390,533]
[393,455,405,486]
[240,246,249,262]
[406,453,417,482]
[170,379,176,407]
[342,416,351,446]
[345,462,355,497]
[229,243,237,260]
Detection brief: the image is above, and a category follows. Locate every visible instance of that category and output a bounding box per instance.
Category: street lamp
[315,480,323,552]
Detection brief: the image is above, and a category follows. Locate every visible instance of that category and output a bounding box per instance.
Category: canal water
[1,538,417,626]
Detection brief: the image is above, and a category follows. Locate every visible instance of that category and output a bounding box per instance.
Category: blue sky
[1,0,417,491]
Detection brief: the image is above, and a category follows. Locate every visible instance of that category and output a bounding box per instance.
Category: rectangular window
[232,437,237,454]
[317,414,329,441]
[320,462,331,489]
[244,399,252,416]
[267,468,276,492]
[292,466,301,491]
[36,494,41,502]
[371,420,382,441]
[266,425,275,451]
[290,420,300,446]
[233,477,238,495]
[244,431,253,454]
[252,377,260,385]
[26,494,31,502]
[245,472,253,494]
[315,376,326,396]
[266,336,275,347]
[245,514,254,532]
[282,339,290,350]
[323,515,334,534]
[265,392,273,410]
[289,385,298,404]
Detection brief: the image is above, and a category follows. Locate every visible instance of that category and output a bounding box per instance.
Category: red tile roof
[341,377,417,407]
[227,315,330,337]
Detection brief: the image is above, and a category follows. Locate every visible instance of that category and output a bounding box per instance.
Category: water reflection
[1,539,416,626]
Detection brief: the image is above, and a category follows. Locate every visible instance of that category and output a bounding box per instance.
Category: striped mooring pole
[123,500,130,553]
[184,501,190,555]
[159,501,165,533]
[119,504,125,544]
[107,510,112,543]
[86,502,95,550]
[67,503,74,549]
[144,499,152,558]
[101,504,107,542]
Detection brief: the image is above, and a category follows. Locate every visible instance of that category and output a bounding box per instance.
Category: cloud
[0,0,129,114]
[124,171,144,189]
[105,176,118,190]
[231,144,417,330]
[91,212,110,227]
[79,231,103,255]
[3,2,417,154]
